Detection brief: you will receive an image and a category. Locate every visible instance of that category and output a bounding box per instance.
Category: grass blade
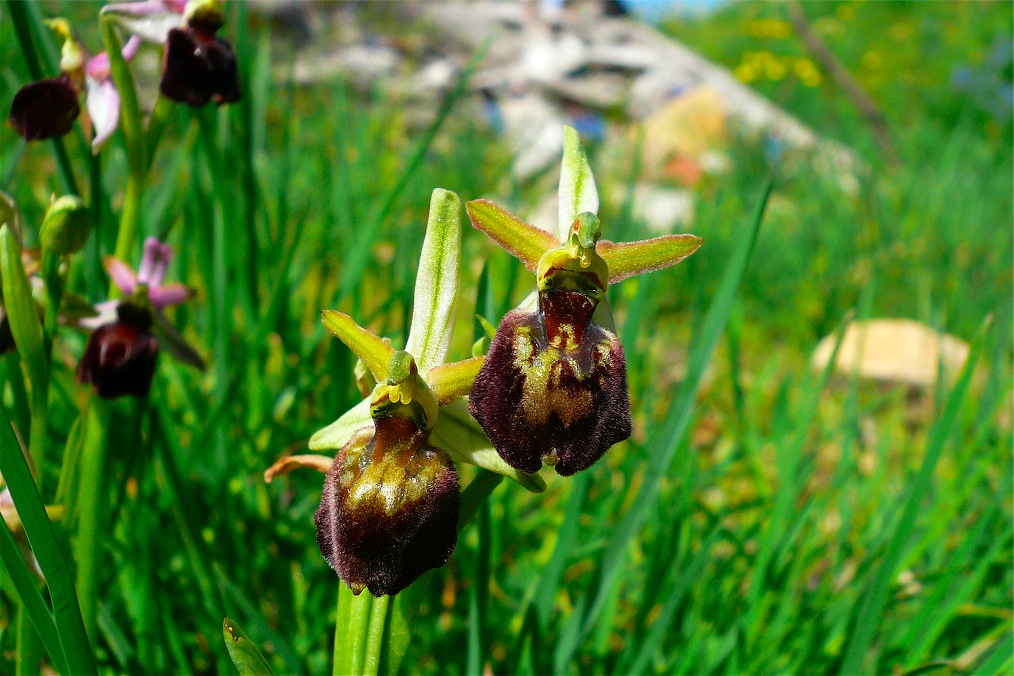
[564,177,772,662]
[839,316,991,674]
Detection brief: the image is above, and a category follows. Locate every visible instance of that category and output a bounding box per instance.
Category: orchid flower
[78,237,203,398]
[103,0,240,106]
[266,189,546,596]
[7,19,138,150]
[467,126,704,475]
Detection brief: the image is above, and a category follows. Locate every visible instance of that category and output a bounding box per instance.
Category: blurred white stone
[811,319,970,387]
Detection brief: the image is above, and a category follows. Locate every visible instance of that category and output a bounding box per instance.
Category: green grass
[0,0,1011,674]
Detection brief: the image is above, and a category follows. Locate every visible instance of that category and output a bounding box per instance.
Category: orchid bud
[77,299,159,399]
[470,214,631,476]
[40,195,90,255]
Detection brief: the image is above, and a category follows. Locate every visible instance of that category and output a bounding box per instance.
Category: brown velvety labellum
[160,28,241,107]
[314,417,459,596]
[469,298,632,476]
[77,320,160,399]
[8,74,80,141]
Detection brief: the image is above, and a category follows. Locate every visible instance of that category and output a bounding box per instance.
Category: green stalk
[362,594,390,676]
[333,585,378,676]
[74,399,111,646]
[100,15,159,278]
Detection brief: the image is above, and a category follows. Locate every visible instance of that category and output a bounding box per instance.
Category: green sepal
[405,189,462,374]
[321,310,395,382]
[431,399,547,493]
[598,234,705,284]
[223,617,275,676]
[558,125,599,240]
[427,356,484,404]
[466,199,560,273]
[308,399,371,452]
[0,225,46,392]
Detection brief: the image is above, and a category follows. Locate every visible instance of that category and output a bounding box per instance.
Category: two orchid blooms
[8,0,239,149]
[279,128,704,596]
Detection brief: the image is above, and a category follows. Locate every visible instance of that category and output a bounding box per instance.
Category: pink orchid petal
[122,35,142,61]
[86,52,111,80]
[86,76,120,151]
[79,300,120,330]
[103,255,137,295]
[149,283,191,308]
[138,237,173,287]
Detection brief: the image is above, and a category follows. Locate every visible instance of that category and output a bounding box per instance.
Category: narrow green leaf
[309,399,372,452]
[223,617,275,676]
[564,179,772,662]
[558,125,599,239]
[427,357,484,404]
[432,400,546,493]
[405,189,462,373]
[598,234,705,284]
[840,316,990,675]
[0,225,46,397]
[379,593,410,675]
[466,200,559,273]
[0,519,68,675]
[0,406,96,675]
[321,310,394,381]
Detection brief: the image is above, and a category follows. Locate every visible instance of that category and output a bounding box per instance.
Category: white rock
[811,319,970,387]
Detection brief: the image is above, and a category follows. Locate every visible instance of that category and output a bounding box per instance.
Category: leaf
[426,357,484,404]
[405,189,462,373]
[558,125,599,240]
[223,617,275,675]
[0,405,95,675]
[598,234,705,284]
[0,225,46,393]
[321,311,394,382]
[308,399,371,452]
[558,179,773,667]
[466,200,559,273]
[431,399,546,493]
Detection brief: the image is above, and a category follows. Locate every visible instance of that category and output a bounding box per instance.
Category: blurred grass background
[0,0,1011,674]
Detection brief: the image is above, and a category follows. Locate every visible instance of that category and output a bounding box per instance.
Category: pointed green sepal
[405,189,462,373]
[0,225,46,391]
[427,356,485,404]
[308,398,372,451]
[431,399,547,493]
[598,234,704,284]
[466,199,560,273]
[558,125,599,240]
[321,310,395,382]
[223,617,275,676]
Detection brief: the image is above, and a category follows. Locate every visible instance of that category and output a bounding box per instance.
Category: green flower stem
[362,594,390,676]
[74,398,112,646]
[335,584,369,675]
[112,166,146,279]
[101,16,171,284]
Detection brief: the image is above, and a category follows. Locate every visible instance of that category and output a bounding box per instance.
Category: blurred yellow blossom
[793,57,823,87]
[861,50,883,70]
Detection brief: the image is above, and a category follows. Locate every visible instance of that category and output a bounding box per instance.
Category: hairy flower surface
[467,126,703,475]
[314,358,459,596]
